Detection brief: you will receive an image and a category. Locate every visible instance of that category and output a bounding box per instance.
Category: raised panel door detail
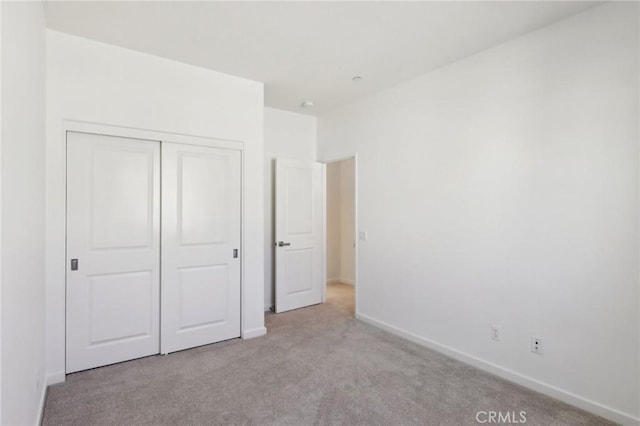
[178,265,229,330]
[89,271,153,345]
[178,153,229,246]
[91,147,154,250]
[284,248,314,295]
[286,167,314,235]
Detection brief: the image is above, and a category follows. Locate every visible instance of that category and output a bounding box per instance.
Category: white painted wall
[1,2,47,424]
[46,31,265,381]
[318,3,639,424]
[1,5,3,421]
[339,158,355,285]
[326,162,341,281]
[263,107,316,310]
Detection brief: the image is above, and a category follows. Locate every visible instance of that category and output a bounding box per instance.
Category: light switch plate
[359,231,368,241]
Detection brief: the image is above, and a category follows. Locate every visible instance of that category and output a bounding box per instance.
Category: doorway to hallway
[325,157,356,316]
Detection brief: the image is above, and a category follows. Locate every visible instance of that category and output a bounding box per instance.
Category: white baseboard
[46,371,65,386]
[35,380,47,426]
[327,278,355,286]
[242,326,267,339]
[356,312,639,426]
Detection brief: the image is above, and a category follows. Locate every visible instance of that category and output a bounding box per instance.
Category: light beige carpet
[43,283,611,425]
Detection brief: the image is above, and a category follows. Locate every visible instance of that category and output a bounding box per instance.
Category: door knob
[277,241,291,247]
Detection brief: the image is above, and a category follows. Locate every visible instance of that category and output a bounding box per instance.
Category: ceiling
[44,1,599,116]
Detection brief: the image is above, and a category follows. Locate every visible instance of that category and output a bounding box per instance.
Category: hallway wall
[339,158,355,285]
[326,158,355,285]
[326,162,341,281]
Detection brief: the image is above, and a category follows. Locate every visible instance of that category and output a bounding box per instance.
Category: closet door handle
[277,241,291,247]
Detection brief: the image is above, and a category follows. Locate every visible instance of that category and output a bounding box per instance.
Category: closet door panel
[66,132,160,373]
[161,143,241,353]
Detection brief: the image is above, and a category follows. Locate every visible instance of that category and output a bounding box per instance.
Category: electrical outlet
[490,325,500,341]
[531,337,543,355]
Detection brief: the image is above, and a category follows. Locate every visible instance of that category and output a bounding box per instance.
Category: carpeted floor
[43,282,611,426]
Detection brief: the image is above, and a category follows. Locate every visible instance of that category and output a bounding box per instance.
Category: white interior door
[161,143,241,353]
[66,132,160,373]
[275,158,324,313]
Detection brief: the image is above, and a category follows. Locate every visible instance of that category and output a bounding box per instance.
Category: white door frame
[56,120,246,378]
[320,153,359,316]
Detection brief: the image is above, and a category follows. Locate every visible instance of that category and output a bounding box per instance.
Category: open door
[275,158,324,313]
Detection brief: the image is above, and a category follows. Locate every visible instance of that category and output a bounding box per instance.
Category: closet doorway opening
[324,156,357,317]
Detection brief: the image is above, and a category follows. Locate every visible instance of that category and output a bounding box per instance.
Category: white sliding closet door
[161,143,242,353]
[66,132,161,373]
